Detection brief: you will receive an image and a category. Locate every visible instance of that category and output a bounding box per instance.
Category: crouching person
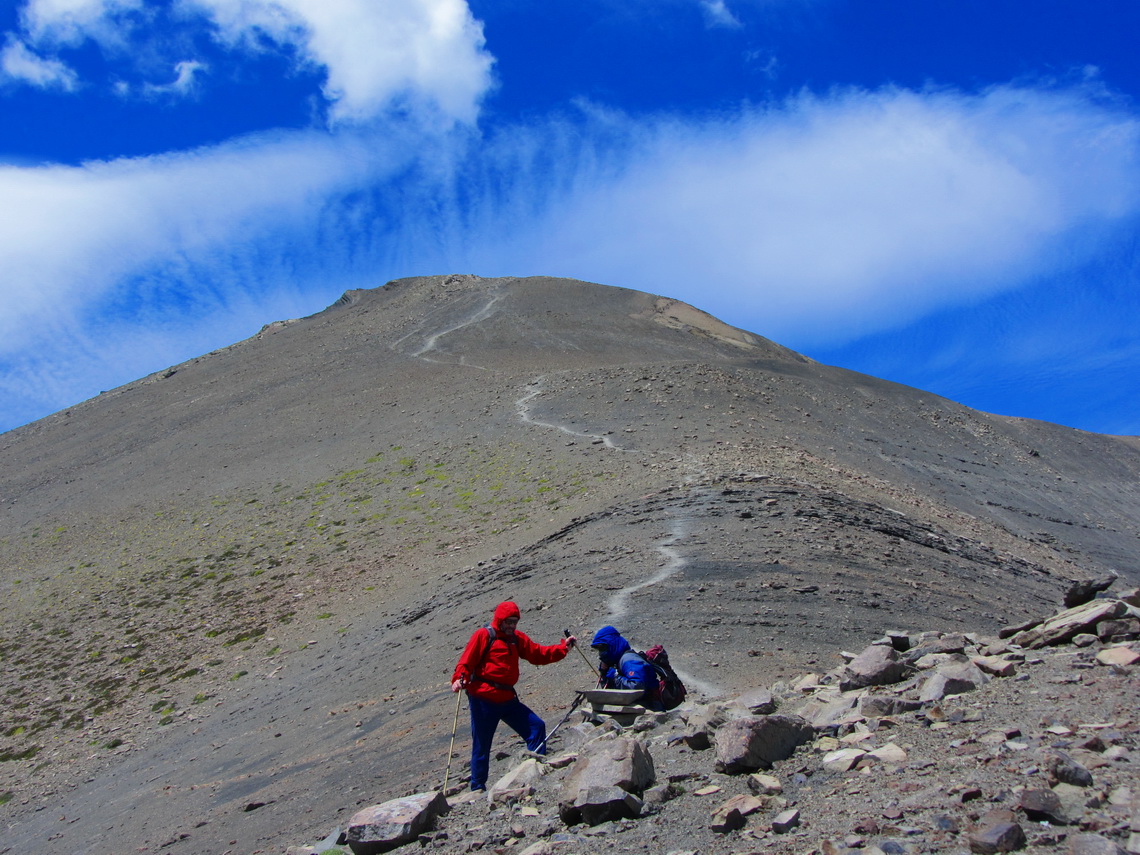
[590,625,663,711]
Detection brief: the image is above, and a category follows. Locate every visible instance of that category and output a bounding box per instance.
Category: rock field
[293,589,1140,855]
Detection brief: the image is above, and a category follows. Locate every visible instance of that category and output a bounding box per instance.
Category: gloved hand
[603,667,618,685]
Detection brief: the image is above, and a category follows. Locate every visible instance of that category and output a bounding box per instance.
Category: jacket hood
[590,625,630,663]
[492,601,521,632]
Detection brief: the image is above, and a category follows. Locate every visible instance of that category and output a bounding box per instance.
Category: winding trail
[515,377,636,452]
[394,289,724,698]
[392,287,504,364]
[602,497,724,698]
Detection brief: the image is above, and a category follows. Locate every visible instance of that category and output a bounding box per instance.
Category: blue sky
[2,1,1139,436]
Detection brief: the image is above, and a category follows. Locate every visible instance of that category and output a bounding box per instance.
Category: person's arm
[515,631,571,666]
[451,628,489,691]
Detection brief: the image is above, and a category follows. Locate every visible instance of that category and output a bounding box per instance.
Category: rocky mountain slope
[1,274,1138,854]
[307,589,1140,855]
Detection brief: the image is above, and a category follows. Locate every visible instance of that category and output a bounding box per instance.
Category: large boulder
[859,695,923,717]
[794,693,862,730]
[713,714,813,773]
[346,791,448,855]
[919,660,990,702]
[840,644,913,691]
[558,736,654,825]
[1063,574,1118,608]
[573,786,644,826]
[730,687,778,715]
[1013,600,1128,649]
[489,757,546,803]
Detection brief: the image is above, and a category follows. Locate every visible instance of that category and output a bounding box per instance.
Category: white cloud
[474,85,1140,346]
[0,36,79,89]
[2,81,1139,431]
[0,126,424,352]
[139,59,207,97]
[19,0,144,49]
[6,0,494,123]
[183,0,494,123]
[700,0,742,29]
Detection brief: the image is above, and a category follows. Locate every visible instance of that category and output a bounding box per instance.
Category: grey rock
[1067,833,1127,855]
[840,645,914,691]
[1098,618,1140,641]
[1017,788,1070,824]
[1046,751,1095,788]
[968,821,1026,853]
[919,660,990,701]
[346,791,448,855]
[859,695,923,717]
[1052,782,1093,821]
[771,808,801,833]
[572,785,643,827]
[682,730,711,750]
[732,687,778,715]
[1064,575,1118,608]
[905,633,969,662]
[796,693,862,729]
[885,630,913,651]
[713,714,814,773]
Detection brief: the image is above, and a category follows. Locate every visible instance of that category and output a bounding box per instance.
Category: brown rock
[1067,833,1128,855]
[346,791,449,855]
[1018,788,1069,824]
[968,821,1027,853]
[919,660,990,701]
[1014,600,1128,649]
[771,808,801,833]
[973,655,1018,678]
[1096,646,1140,668]
[840,644,914,691]
[710,793,766,832]
[558,736,654,825]
[713,714,814,773]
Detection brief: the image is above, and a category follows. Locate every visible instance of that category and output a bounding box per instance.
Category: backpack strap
[470,625,517,694]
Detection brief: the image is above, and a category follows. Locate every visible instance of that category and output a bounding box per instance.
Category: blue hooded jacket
[590,626,659,701]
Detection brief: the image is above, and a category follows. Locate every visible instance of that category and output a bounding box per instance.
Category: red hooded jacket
[452,601,570,703]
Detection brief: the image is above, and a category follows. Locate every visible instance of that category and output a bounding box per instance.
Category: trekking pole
[565,629,599,680]
[534,690,586,754]
[442,683,464,794]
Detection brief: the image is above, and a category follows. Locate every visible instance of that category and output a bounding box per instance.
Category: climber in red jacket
[451,601,576,791]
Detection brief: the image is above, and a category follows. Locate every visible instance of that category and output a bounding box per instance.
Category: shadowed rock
[559,736,654,825]
[714,715,814,773]
[840,645,913,691]
[1064,575,1118,608]
[345,791,448,855]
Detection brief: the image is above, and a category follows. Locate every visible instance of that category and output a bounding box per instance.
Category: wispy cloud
[0,36,78,90]
[700,0,742,29]
[485,85,1140,346]
[1,80,1138,431]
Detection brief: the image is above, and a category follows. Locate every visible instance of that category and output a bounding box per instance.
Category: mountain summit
[2,275,1138,852]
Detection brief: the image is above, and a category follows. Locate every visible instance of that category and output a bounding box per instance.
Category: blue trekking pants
[467,694,547,790]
